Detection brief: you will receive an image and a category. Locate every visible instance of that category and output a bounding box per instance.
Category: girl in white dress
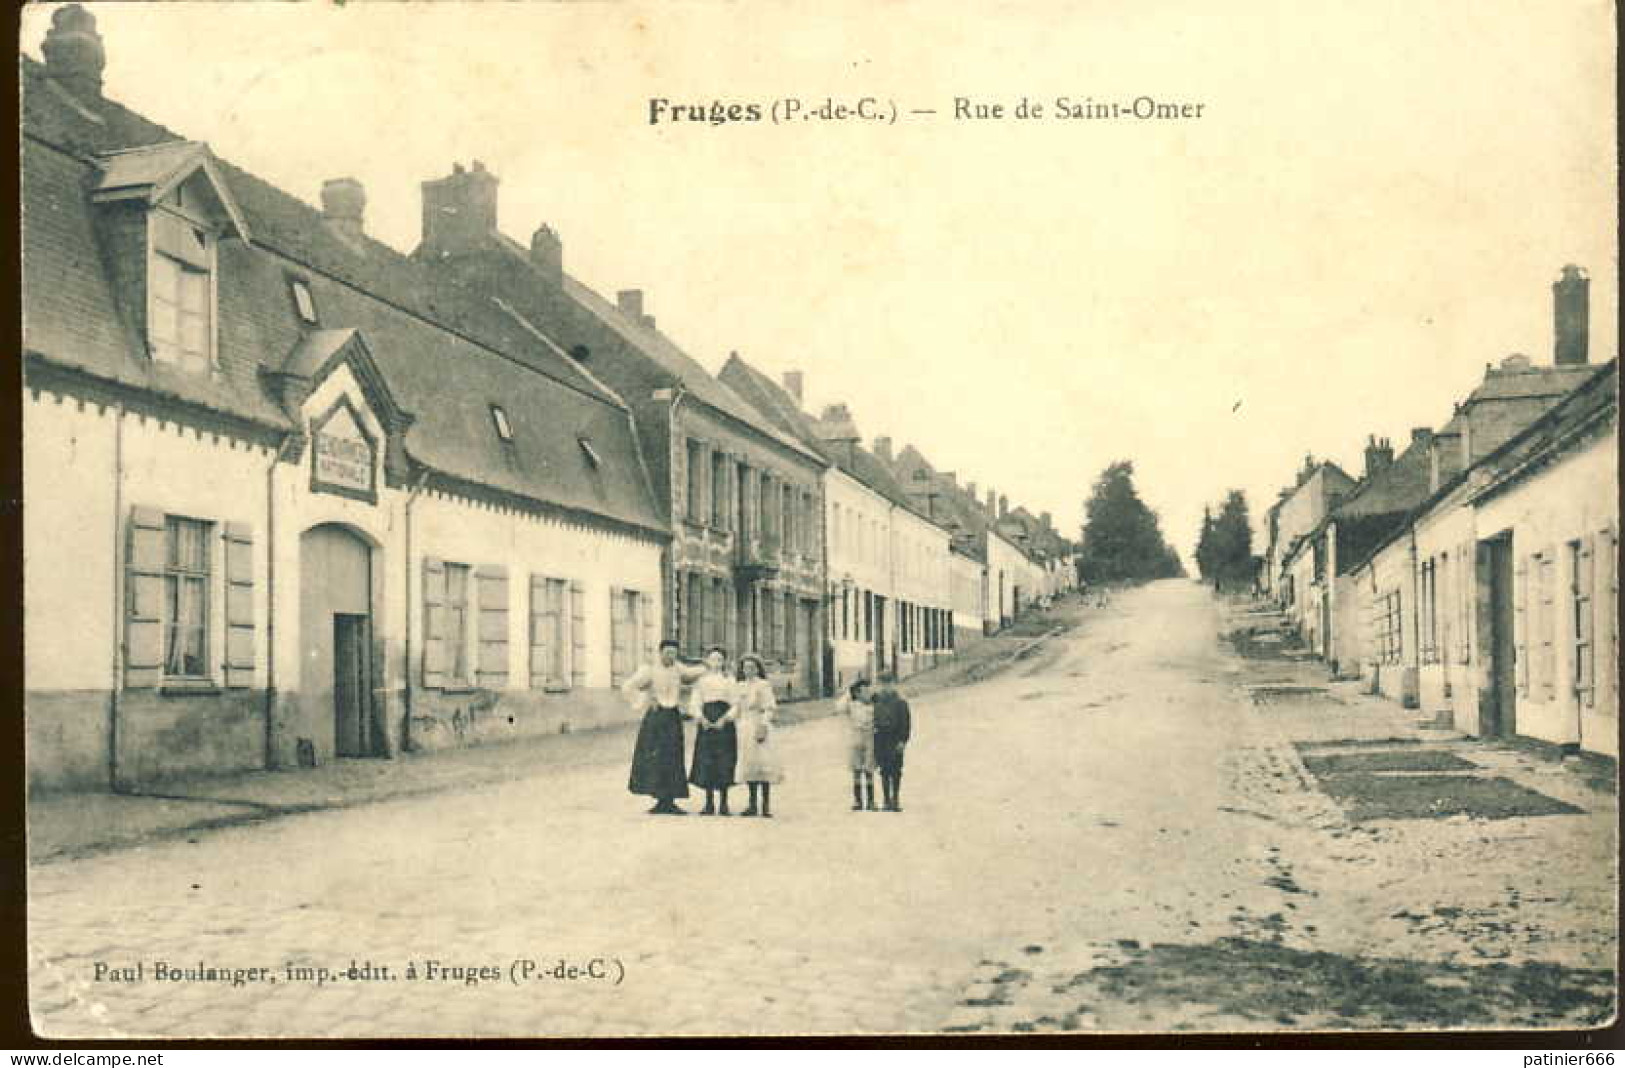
[734,654,782,818]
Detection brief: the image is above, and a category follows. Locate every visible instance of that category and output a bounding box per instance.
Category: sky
[23,0,1617,562]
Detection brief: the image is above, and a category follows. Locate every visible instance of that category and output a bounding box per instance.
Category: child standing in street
[838,679,877,811]
[687,646,739,815]
[734,654,781,818]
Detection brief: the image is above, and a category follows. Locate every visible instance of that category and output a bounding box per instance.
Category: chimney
[815,403,861,466]
[1363,435,1394,479]
[966,481,978,502]
[1041,511,1053,530]
[985,488,996,516]
[529,224,563,287]
[1554,264,1589,366]
[874,436,893,463]
[783,371,804,406]
[321,178,366,240]
[42,4,104,105]
[1409,427,1433,451]
[420,161,498,259]
[998,494,1009,518]
[1429,427,1464,492]
[616,289,645,322]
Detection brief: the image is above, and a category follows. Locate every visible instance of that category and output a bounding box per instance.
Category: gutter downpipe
[263,432,298,770]
[402,469,431,755]
[109,398,125,793]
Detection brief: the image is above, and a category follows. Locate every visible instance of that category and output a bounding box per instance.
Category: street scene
[29,583,1616,1037]
[18,1,1616,1044]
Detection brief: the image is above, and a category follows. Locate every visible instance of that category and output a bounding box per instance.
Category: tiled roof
[1469,359,1618,504]
[21,55,665,534]
[716,355,923,516]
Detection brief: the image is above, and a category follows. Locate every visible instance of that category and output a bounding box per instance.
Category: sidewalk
[28,599,1080,863]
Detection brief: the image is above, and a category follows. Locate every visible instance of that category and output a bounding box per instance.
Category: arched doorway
[299,523,383,759]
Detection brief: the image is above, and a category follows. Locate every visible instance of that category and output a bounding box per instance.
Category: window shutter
[476,565,509,689]
[569,579,586,689]
[1458,540,1474,664]
[1602,524,1618,719]
[610,586,627,685]
[1539,546,1556,702]
[640,590,656,665]
[223,522,255,688]
[1513,553,1528,695]
[1577,536,1595,705]
[422,556,446,689]
[529,574,548,689]
[124,505,167,688]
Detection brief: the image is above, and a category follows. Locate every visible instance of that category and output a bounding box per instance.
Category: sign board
[310,399,377,502]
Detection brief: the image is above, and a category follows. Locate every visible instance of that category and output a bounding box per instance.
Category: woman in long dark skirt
[687,646,739,815]
[624,639,706,814]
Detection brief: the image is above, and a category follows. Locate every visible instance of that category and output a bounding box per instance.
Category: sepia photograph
[15,0,1619,1042]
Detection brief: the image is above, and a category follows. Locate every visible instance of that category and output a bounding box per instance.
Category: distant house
[22,8,668,793]
[717,359,957,688]
[1263,459,1356,612]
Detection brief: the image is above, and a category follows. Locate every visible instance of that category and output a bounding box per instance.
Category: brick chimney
[1363,435,1393,479]
[617,289,656,328]
[42,4,104,105]
[998,494,1009,518]
[874,436,893,464]
[527,224,563,287]
[1554,264,1589,366]
[321,178,366,240]
[783,371,804,406]
[1409,427,1433,451]
[420,161,498,259]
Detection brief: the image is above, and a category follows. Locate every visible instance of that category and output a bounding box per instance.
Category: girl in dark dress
[687,646,739,815]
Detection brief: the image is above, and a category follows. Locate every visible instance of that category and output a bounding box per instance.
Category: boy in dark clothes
[871,673,912,812]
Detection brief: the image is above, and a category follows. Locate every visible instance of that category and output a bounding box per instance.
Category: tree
[1196,489,1256,590]
[1078,461,1185,585]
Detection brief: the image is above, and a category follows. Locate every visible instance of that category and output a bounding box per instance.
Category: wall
[24,382,275,793]
[1472,425,1617,755]
[825,468,891,689]
[951,550,986,648]
[1361,533,1420,707]
[1409,488,1479,729]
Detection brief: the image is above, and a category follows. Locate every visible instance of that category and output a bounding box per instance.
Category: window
[445,563,472,684]
[683,571,704,655]
[784,591,797,660]
[863,590,874,642]
[1375,589,1403,665]
[530,577,568,689]
[491,405,513,443]
[782,484,794,551]
[686,440,705,523]
[149,210,213,373]
[711,451,728,529]
[612,588,645,685]
[163,516,211,677]
[289,277,318,324]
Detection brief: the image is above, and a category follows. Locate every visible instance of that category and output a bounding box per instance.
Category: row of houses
[1262,265,1617,759]
[20,7,1077,794]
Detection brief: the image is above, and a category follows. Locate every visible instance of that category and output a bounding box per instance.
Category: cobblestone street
[29,582,1616,1038]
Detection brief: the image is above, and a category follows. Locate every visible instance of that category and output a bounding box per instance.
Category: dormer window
[148,208,214,373]
[91,141,251,378]
[289,277,318,325]
[490,404,513,443]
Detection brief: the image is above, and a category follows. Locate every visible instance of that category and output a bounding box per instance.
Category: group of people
[622,640,913,817]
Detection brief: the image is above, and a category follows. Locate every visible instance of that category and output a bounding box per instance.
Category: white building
[22,13,667,793]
